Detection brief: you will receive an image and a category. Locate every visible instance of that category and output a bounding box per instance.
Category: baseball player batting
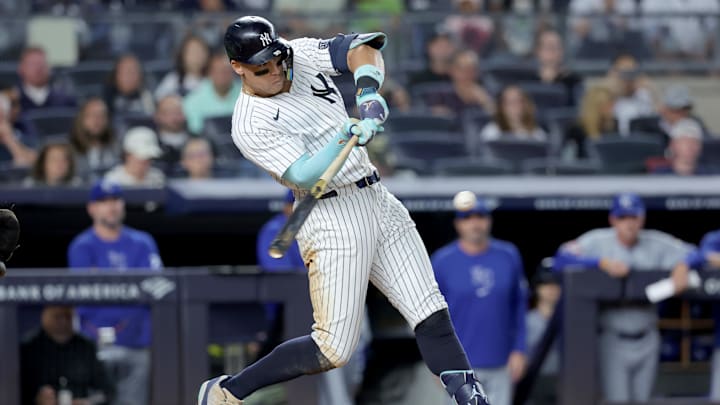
[198,16,490,405]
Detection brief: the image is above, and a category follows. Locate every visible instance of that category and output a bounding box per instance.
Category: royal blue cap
[456,199,492,219]
[610,192,645,217]
[89,181,123,202]
[284,189,295,204]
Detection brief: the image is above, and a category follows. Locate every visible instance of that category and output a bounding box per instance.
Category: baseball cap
[669,118,703,140]
[663,84,693,110]
[456,198,492,219]
[89,180,123,202]
[610,192,645,217]
[123,127,162,159]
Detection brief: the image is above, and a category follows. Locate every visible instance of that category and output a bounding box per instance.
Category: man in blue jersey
[256,190,304,271]
[686,230,720,400]
[432,192,528,405]
[68,180,163,405]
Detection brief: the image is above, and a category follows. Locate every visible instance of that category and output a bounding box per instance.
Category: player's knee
[313,331,358,368]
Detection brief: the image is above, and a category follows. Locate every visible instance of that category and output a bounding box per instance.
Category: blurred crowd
[0,0,719,185]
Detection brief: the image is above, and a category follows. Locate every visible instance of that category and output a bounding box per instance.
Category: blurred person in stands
[183,52,241,135]
[429,49,495,117]
[569,0,638,53]
[685,229,720,400]
[553,192,693,403]
[408,30,458,87]
[70,97,120,178]
[562,84,617,159]
[605,53,657,135]
[444,0,495,57]
[16,46,76,113]
[525,266,561,405]
[632,84,709,143]
[24,141,83,187]
[68,181,162,405]
[154,95,194,168]
[0,92,37,167]
[1,83,39,148]
[651,118,714,175]
[103,54,155,116]
[180,137,215,180]
[480,85,547,141]
[641,0,719,60]
[104,126,165,187]
[432,193,528,405]
[154,34,210,100]
[21,305,114,405]
[531,29,583,107]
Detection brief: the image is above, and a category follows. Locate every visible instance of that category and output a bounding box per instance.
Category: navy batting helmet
[224,16,292,66]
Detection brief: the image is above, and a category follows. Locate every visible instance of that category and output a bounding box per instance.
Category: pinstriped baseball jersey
[230,35,448,367]
[231,37,376,190]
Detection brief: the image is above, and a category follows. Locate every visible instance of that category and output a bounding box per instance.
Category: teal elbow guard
[282,132,346,189]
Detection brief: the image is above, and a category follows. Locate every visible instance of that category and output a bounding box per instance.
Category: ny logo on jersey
[311,73,337,104]
[259,32,272,47]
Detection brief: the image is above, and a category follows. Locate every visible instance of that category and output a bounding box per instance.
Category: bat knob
[268,246,286,259]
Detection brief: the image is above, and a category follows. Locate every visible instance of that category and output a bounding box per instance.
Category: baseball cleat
[440,370,491,405]
[198,375,243,405]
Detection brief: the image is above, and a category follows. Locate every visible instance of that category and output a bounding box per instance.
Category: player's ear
[229,60,245,77]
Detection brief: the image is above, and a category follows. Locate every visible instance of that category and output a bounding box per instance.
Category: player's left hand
[342,118,383,147]
[671,263,690,293]
[507,351,527,383]
[356,90,389,125]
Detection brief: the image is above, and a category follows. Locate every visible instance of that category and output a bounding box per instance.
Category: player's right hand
[599,258,630,278]
[341,118,383,147]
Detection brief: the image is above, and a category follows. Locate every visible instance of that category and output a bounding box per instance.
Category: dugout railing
[0,268,316,405]
[561,270,720,405]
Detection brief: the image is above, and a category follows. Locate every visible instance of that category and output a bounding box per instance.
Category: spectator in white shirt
[605,53,657,135]
[104,127,165,187]
[480,85,547,142]
[641,0,719,59]
[154,34,210,100]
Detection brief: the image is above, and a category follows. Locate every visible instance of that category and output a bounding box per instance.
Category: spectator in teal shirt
[182,52,241,134]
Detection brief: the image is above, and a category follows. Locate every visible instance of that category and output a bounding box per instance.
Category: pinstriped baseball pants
[296,182,448,367]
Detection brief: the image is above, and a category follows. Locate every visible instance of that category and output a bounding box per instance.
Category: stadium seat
[202,115,242,161]
[485,60,539,87]
[385,112,458,133]
[522,158,602,175]
[23,108,78,138]
[115,113,156,135]
[483,139,550,165]
[0,163,30,185]
[629,115,662,134]
[700,138,720,167]
[518,83,568,110]
[409,81,456,109]
[389,135,469,167]
[589,135,665,174]
[433,157,515,176]
[58,62,114,99]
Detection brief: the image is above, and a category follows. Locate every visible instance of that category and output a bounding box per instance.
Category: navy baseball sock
[414,309,471,374]
[219,335,333,399]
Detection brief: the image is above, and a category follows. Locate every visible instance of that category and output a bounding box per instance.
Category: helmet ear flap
[281,42,293,81]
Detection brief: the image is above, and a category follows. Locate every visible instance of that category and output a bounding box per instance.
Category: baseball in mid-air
[453,191,477,211]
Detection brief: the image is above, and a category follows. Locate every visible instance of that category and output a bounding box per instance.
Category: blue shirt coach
[68,182,163,348]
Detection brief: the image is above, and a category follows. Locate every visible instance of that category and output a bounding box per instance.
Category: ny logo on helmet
[259,32,272,47]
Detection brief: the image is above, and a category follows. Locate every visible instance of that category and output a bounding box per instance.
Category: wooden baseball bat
[268,134,359,259]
